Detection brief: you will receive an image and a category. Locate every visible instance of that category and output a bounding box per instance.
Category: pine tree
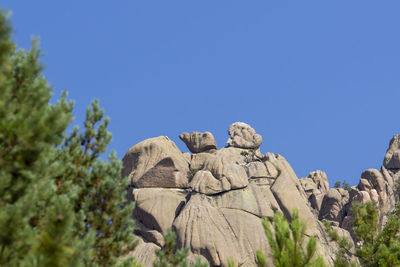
[257,210,325,267]
[334,181,342,189]
[0,10,81,266]
[55,100,138,266]
[326,201,400,267]
[333,181,351,192]
[0,10,137,266]
[352,201,400,266]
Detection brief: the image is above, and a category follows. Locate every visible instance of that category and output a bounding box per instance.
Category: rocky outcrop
[319,188,349,225]
[121,136,190,191]
[179,131,217,153]
[300,134,400,238]
[123,122,400,266]
[300,170,329,212]
[384,134,400,169]
[226,122,262,149]
[127,239,159,267]
[173,193,272,266]
[133,188,188,233]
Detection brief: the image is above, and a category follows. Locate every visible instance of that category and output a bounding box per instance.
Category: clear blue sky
[3,1,400,187]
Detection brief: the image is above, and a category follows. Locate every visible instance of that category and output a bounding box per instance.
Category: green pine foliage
[153,229,208,267]
[0,10,136,266]
[333,181,341,189]
[352,201,379,265]
[333,181,351,192]
[56,100,138,266]
[227,259,235,267]
[323,222,356,267]
[326,201,400,267]
[257,210,325,267]
[352,201,400,266]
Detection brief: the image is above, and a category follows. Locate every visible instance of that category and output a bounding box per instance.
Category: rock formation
[226,122,262,149]
[179,131,217,153]
[299,134,400,239]
[122,123,400,266]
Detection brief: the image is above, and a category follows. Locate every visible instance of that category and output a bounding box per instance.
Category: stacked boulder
[122,122,348,266]
[299,170,330,212]
[299,134,400,239]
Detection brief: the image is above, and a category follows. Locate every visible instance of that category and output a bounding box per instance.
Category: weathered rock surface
[134,221,165,247]
[319,188,349,224]
[226,122,262,149]
[179,131,217,153]
[189,151,249,195]
[123,122,400,266]
[122,136,190,189]
[190,170,231,195]
[300,170,330,211]
[245,161,270,178]
[270,158,320,236]
[173,193,272,267]
[133,188,187,233]
[127,238,159,267]
[207,183,277,218]
[384,134,400,169]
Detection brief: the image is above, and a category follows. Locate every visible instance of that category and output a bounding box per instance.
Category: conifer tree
[351,201,400,266]
[0,10,137,266]
[55,100,137,266]
[257,210,325,267]
[325,201,400,267]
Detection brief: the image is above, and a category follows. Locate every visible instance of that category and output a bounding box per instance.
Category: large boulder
[384,134,400,169]
[319,188,349,224]
[122,136,190,189]
[134,221,165,247]
[190,152,215,170]
[307,170,330,194]
[133,188,188,233]
[127,238,159,267]
[190,170,231,195]
[189,152,248,195]
[264,161,279,179]
[173,193,272,267]
[226,122,262,149]
[245,161,270,179]
[248,180,282,215]
[270,165,320,236]
[265,152,299,185]
[361,169,385,194]
[207,183,277,218]
[300,170,330,211]
[179,131,217,153]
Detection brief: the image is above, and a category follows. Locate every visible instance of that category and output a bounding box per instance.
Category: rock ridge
[122,122,399,266]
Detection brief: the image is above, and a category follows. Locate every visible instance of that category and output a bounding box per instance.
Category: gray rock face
[124,123,400,266]
[133,188,187,233]
[319,188,349,224]
[173,193,272,267]
[384,134,400,169]
[300,170,330,212]
[269,158,320,237]
[245,162,270,178]
[226,122,262,149]
[190,170,231,195]
[189,151,249,195]
[127,238,159,267]
[122,136,190,190]
[179,131,217,153]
